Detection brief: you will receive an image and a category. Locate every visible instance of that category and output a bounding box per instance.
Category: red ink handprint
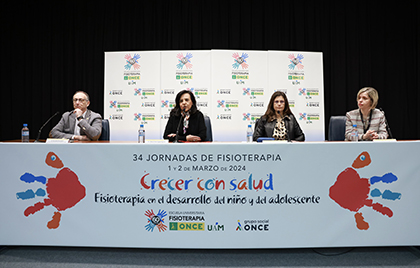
[21,152,86,229]
[329,151,398,230]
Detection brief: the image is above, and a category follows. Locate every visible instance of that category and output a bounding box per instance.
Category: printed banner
[104,50,324,142]
[160,51,212,133]
[105,51,161,140]
[268,51,325,141]
[211,50,268,141]
[1,141,420,248]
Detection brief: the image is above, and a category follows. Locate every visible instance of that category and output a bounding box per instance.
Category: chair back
[99,119,110,141]
[328,116,347,141]
[204,115,213,142]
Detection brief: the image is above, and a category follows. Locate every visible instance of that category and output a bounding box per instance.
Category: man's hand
[74,108,83,118]
[73,135,90,141]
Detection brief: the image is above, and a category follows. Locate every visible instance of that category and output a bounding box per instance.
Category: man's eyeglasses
[73,98,87,103]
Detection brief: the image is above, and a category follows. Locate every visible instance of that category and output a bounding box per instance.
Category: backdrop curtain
[1,1,419,141]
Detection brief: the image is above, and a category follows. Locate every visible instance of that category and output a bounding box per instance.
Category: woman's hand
[186,135,201,142]
[363,130,378,140]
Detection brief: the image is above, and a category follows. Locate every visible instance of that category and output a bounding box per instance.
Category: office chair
[328,116,347,141]
[99,119,110,141]
[204,115,213,142]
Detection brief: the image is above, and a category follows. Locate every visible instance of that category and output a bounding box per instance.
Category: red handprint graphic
[329,151,401,230]
[18,152,86,229]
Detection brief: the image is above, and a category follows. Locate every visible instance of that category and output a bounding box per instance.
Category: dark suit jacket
[253,113,305,141]
[49,109,102,140]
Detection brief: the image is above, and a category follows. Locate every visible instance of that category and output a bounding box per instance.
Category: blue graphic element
[232,53,249,69]
[370,188,381,197]
[20,173,47,184]
[369,173,402,202]
[156,209,167,221]
[145,222,154,232]
[370,173,398,184]
[382,190,402,200]
[288,54,304,70]
[16,188,46,200]
[371,188,402,201]
[124,54,141,70]
[176,53,193,69]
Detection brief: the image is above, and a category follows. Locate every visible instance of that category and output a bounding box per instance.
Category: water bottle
[138,124,145,143]
[22,124,30,142]
[246,125,253,143]
[350,124,358,142]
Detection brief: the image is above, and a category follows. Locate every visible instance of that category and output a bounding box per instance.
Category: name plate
[46,138,70,143]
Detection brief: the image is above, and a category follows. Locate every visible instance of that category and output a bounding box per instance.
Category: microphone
[173,108,185,143]
[35,111,60,142]
[277,110,291,142]
[379,108,393,139]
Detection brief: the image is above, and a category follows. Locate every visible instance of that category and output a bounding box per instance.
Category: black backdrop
[2,2,419,141]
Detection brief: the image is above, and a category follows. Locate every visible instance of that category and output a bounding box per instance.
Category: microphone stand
[380,108,393,139]
[173,109,185,143]
[35,111,60,142]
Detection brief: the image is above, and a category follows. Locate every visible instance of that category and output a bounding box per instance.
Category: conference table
[1,140,419,249]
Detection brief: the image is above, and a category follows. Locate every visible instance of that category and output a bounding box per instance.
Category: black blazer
[163,111,207,142]
[253,114,305,141]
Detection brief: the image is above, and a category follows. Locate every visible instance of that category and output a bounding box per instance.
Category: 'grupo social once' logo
[236,219,269,231]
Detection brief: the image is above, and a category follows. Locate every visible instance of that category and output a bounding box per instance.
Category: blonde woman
[345,87,388,141]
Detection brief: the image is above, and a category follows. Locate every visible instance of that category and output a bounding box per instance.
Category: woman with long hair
[253,91,304,141]
[163,90,207,142]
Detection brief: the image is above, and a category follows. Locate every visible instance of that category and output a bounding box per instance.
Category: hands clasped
[363,130,379,140]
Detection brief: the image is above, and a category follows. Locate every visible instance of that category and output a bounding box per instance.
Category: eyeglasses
[274,100,285,104]
[73,98,87,103]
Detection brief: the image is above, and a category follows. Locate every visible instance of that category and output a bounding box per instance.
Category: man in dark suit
[50,91,102,141]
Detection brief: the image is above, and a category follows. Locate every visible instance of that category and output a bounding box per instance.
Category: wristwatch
[77,116,83,121]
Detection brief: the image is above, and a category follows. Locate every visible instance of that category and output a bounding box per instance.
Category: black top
[253,114,305,141]
[163,111,207,142]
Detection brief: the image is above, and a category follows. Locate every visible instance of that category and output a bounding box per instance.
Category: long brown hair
[263,91,292,122]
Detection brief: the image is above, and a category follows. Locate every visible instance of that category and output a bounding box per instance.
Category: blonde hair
[357,87,378,109]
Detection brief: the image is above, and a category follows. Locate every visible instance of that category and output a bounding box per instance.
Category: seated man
[50,91,102,141]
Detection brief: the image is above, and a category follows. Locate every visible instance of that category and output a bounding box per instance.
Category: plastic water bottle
[246,125,253,143]
[22,124,30,142]
[350,124,358,142]
[138,124,145,143]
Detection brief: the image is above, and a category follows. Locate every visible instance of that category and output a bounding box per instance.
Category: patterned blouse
[272,116,288,140]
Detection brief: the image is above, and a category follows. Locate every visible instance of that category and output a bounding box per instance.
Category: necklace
[359,109,373,134]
